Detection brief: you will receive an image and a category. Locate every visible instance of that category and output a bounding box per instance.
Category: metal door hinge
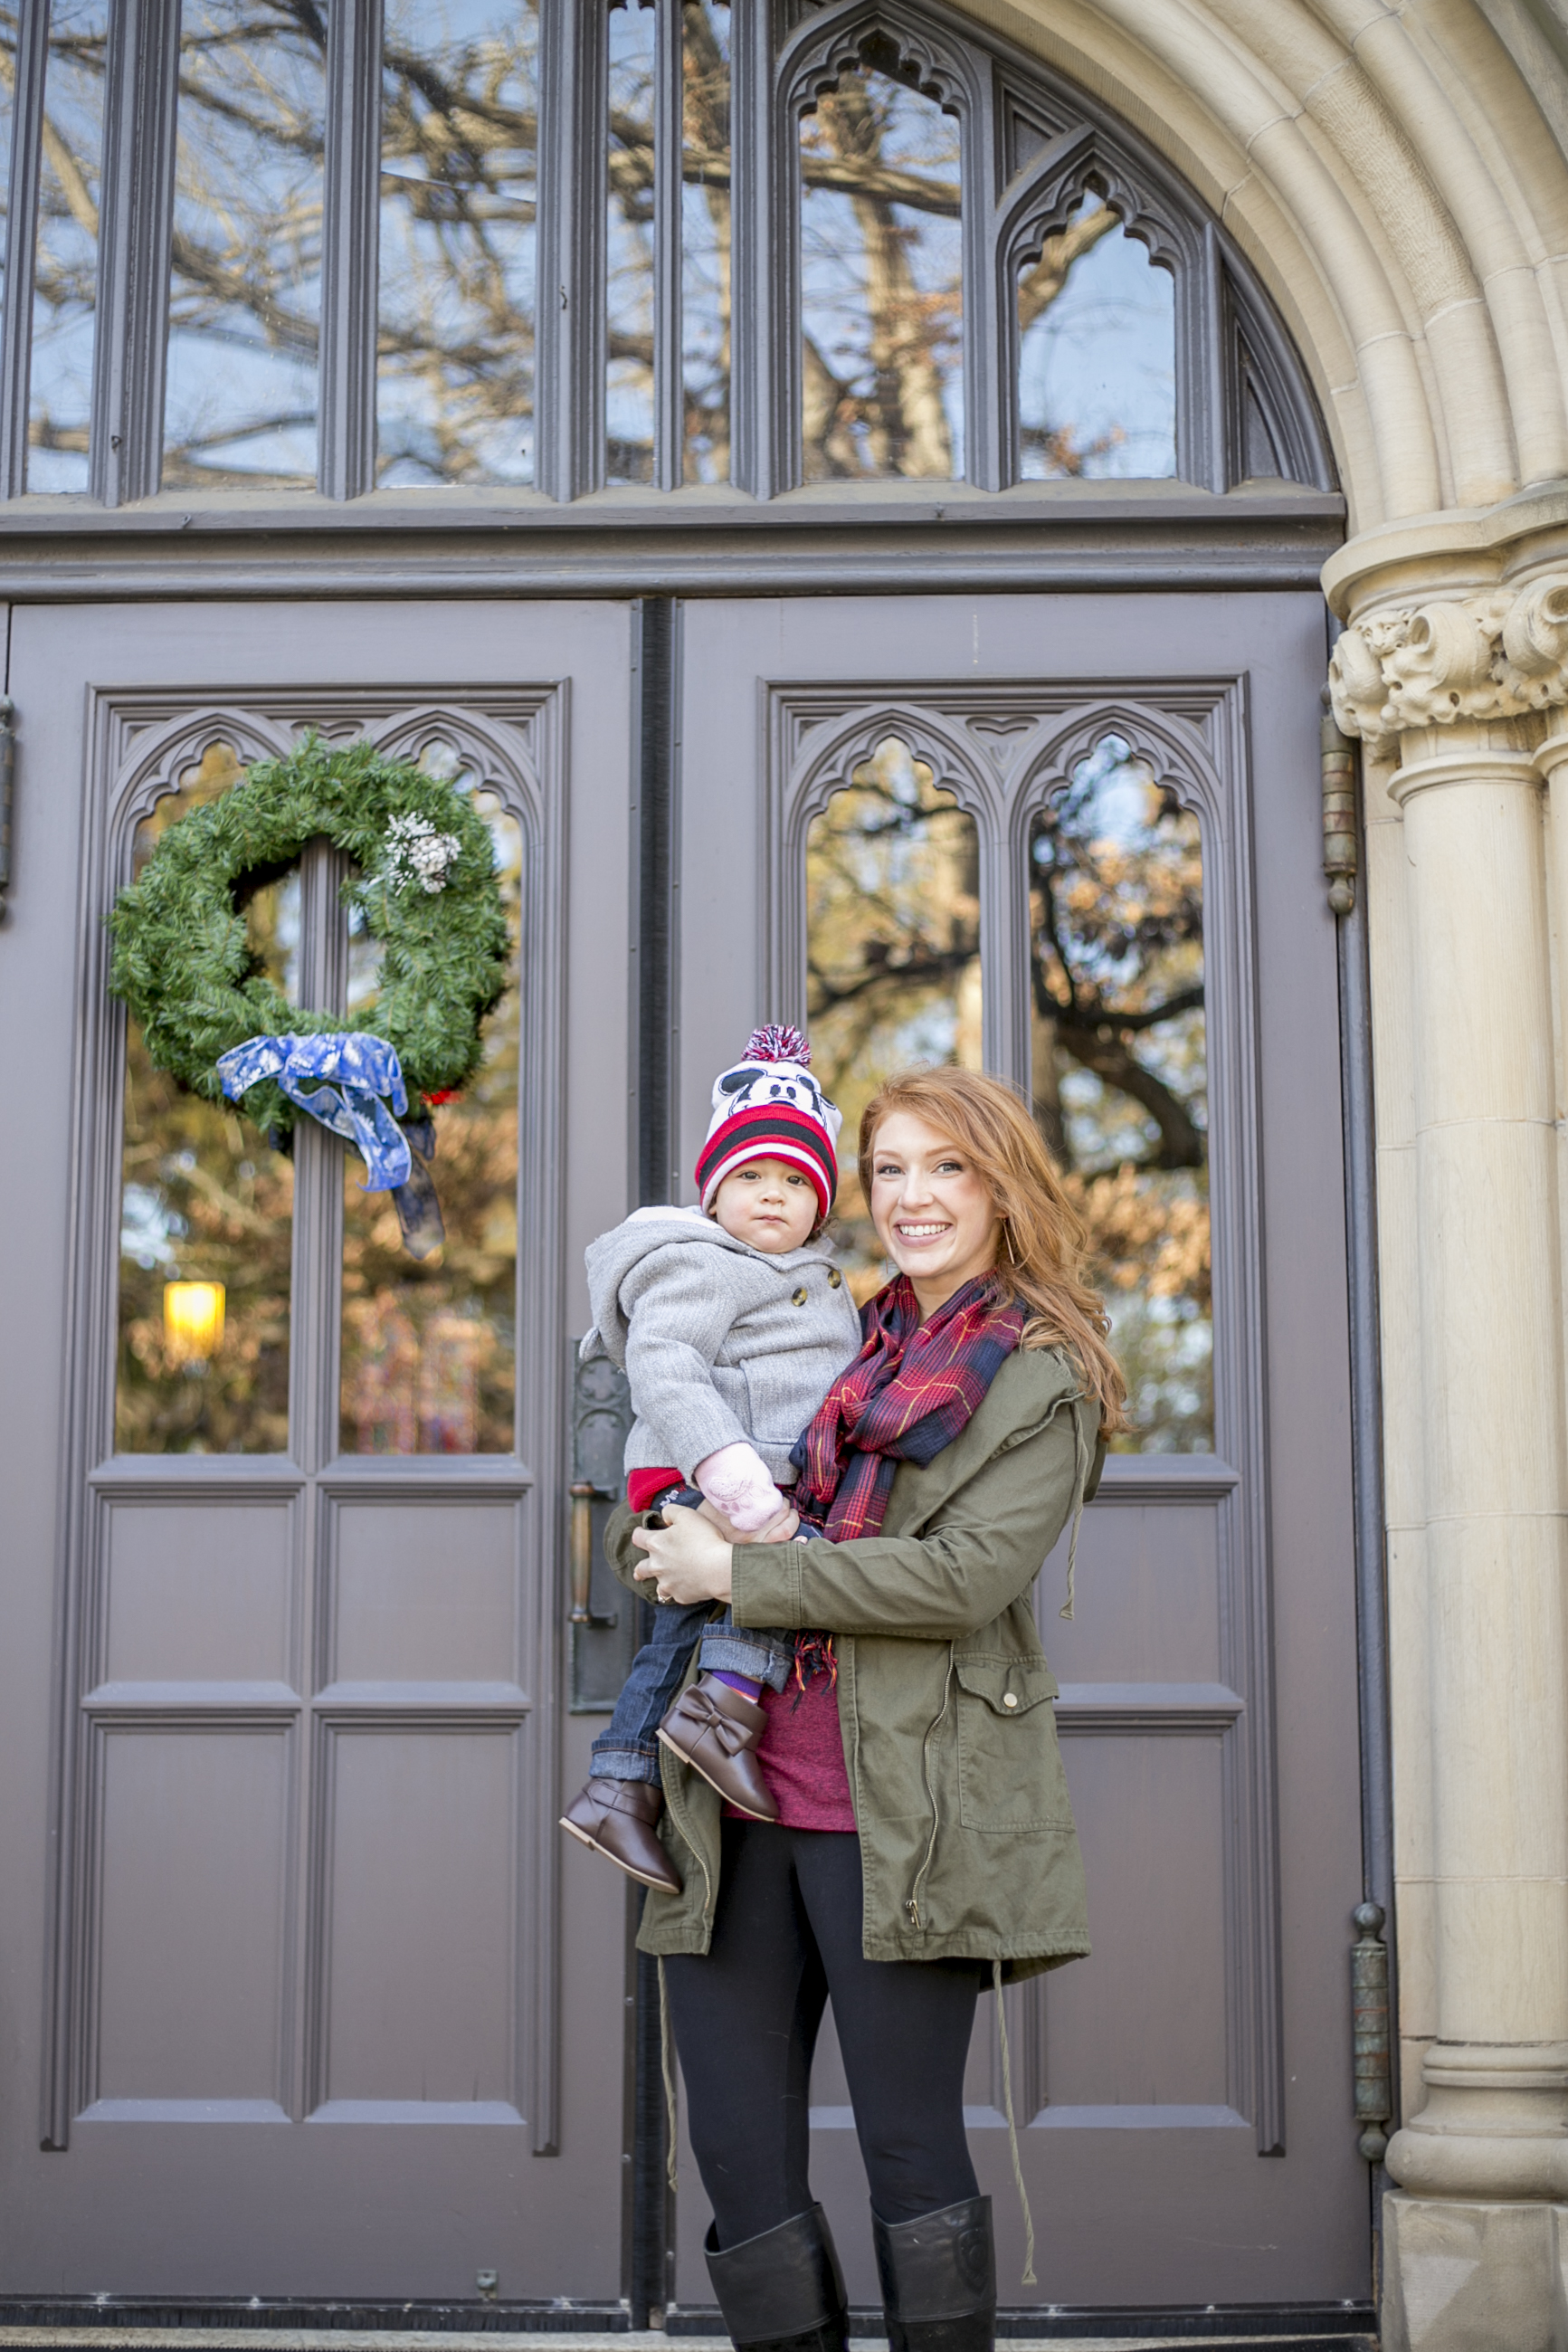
[1352,1900,1392,2161]
[1321,690,1358,917]
[0,698,14,921]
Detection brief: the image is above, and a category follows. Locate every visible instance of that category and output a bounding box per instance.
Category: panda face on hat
[717,1060,831,1125]
[697,1025,841,1224]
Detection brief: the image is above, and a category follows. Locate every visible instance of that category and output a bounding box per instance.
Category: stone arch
[944,0,1568,531]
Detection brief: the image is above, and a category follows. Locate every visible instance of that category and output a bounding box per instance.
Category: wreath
[108,734,510,1153]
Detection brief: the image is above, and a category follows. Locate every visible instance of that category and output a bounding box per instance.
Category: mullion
[318,0,384,500]
[653,0,684,490]
[288,840,350,1475]
[0,0,51,499]
[89,0,181,506]
[537,0,608,499]
[728,0,776,496]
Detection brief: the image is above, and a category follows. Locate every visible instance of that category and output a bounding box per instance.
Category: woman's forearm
[729,1418,1080,1641]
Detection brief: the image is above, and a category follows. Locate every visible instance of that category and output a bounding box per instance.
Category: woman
[609,1066,1126,2352]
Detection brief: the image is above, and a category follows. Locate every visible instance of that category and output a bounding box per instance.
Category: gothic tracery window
[0,0,1330,501]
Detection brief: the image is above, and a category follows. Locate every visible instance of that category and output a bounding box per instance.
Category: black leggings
[662,1820,982,2249]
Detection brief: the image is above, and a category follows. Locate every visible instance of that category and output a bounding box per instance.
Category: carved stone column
[1332,579,1568,2348]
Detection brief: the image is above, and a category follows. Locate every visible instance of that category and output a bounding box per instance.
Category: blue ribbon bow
[217,1032,413,1191]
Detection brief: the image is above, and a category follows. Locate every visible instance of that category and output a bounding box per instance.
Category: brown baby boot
[658,1674,779,1822]
[559,1776,682,1893]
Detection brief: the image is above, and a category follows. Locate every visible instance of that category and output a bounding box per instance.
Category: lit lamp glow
[163,1280,225,1365]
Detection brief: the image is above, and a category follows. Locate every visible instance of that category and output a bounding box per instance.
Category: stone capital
[1329,575,1568,756]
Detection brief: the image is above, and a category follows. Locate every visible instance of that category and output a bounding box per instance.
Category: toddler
[560,1027,861,1892]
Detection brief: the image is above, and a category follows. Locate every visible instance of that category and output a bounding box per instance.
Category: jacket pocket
[954,1657,1073,1833]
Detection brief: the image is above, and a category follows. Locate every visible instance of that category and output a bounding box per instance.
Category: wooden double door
[0,591,1366,2312]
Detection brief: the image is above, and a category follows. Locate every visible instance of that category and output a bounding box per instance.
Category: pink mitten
[695,1441,789,1536]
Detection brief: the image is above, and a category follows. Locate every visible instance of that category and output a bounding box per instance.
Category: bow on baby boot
[658,1674,779,1820]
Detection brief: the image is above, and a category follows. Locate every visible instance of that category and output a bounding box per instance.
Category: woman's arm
[729,1407,1084,1643]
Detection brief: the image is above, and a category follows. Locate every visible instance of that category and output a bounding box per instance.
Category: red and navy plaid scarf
[790,1274,1027,1543]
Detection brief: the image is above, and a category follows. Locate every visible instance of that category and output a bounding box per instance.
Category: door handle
[569,1481,616,1626]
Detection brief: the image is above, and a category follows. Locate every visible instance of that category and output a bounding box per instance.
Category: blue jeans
[591,1600,796,1785]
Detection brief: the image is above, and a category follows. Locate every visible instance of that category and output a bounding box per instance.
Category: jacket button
[828,1268,842,1288]
[1003,1692,1019,1709]
[792,1286,808,1305]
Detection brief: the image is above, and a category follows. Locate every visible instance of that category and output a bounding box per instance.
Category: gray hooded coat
[581,1206,864,1482]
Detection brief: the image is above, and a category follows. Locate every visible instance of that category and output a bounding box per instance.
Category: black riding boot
[704,2203,850,2352]
[872,2195,996,2352]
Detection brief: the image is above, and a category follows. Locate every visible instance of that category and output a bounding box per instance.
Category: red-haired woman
[613,1067,1127,2352]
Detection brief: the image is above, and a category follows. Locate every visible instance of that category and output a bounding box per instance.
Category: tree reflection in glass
[1028,736,1209,1450]
[116,744,295,1454]
[606,2,655,485]
[603,4,732,487]
[799,64,962,481]
[681,2,730,482]
[20,0,109,490]
[1017,197,1175,480]
[339,756,518,1455]
[164,0,328,490]
[805,738,981,1295]
[377,0,540,486]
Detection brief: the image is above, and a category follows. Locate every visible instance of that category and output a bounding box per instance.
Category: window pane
[799,67,962,481]
[164,0,327,491]
[340,768,518,1454]
[1018,199,1175,480]
[30,0,109,491]
[116,744,295,1455]
[1027,736,1209,1451]
[606,1,654,486]
[377,0,539,487]
[806,738,981,1294]
[681,2,729,483]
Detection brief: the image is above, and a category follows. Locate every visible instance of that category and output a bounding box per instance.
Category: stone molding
[1329,576,1568,753]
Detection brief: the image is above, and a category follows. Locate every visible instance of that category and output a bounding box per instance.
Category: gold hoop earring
[1002,1220,1019,1267]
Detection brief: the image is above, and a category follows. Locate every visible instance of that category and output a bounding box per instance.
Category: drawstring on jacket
[659,1957,679,2191]
[1060,1402,1095,1621]
[993,1959,1038,2287]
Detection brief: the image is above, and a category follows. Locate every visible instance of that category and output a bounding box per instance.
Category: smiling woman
[866,1108,999,1319]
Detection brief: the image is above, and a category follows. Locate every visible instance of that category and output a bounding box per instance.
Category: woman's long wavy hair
[858,1066,1130,1436]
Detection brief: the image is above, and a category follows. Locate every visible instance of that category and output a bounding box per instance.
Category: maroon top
[726,1667,856,1833]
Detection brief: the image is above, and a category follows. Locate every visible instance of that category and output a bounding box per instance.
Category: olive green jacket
[605,1344,1100,1984]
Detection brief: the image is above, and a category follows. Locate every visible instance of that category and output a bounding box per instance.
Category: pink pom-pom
[746,1024,810,1066]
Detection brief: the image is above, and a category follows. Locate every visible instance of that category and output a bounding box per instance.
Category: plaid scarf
[790,1274,1027,1543]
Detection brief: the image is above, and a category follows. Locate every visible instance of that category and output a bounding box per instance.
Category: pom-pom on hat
[696,1025,842,1222]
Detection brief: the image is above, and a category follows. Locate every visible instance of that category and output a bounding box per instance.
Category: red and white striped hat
[695,1025,842,1223]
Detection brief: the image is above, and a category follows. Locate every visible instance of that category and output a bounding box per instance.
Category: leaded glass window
[0,0,1331,503]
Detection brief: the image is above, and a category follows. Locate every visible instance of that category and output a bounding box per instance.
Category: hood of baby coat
[580,1205,849,1366]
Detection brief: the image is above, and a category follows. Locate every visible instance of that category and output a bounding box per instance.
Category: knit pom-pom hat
[696,1025,842,1222]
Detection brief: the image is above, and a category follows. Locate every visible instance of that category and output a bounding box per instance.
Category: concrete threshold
[0,2333,1381,2351]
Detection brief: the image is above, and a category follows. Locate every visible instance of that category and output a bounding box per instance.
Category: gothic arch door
[1,597,637,2301]
[674,590,1368,2313]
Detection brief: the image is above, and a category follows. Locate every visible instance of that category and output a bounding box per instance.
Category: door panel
[0,601,633,2298]
[674,594,1365,2309]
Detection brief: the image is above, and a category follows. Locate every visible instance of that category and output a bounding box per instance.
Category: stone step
[0,2333,1381,2351]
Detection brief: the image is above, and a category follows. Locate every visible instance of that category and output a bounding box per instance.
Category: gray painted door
[0,600,636,2300]
[673,594,1368,2312]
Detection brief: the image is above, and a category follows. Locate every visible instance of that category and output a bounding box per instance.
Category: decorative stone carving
[1329,576,1568,750]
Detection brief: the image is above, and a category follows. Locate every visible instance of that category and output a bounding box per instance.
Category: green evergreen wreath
[108,734,511,1141]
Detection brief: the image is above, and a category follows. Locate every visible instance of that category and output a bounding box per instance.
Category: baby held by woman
[560,1026,860,1893]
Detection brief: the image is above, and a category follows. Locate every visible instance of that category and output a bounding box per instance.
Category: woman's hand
[632,1505,738,1604]
[698,1497,801,1547]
